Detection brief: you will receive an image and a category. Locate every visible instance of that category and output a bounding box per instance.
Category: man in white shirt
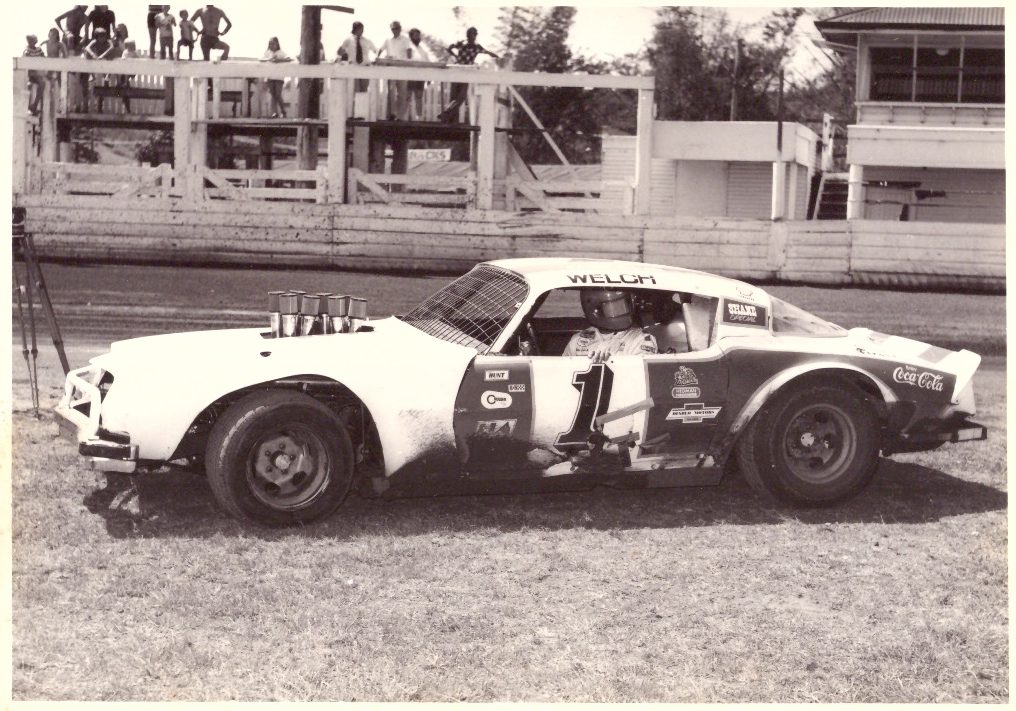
[377,21,413,119]
[337,21,376,92]
[406,28,431,120]
[562,290,658,361]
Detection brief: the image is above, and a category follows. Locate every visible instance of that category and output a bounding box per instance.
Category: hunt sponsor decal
[567,274,657,286]
[892,364,946,392]
[481,390,513,409]
[666,403,722,423]
[484,369,509,382]
[722,299,768,328]
[508,383,526,393]
[671,366,701,399]
[475,419,518,437]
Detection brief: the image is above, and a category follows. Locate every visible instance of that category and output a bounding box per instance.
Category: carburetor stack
[267,291,368,338]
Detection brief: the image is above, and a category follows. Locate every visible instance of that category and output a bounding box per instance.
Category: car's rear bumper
[884,418,988,455]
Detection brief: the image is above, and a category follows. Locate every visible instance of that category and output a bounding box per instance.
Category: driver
[563,289,657,362]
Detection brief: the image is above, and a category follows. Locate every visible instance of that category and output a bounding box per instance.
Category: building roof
[815,7,1004,41]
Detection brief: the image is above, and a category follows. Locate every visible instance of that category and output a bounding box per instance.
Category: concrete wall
[18,195,1004,292]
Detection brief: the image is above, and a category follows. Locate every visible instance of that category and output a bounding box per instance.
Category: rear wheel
[737,382,879,506]
[205,390,355,526]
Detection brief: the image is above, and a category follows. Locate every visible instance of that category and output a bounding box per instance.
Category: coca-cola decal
[892,364,945,392]
[722,299,768,328]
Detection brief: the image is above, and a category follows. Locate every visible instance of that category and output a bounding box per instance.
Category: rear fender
[720,362,897,456]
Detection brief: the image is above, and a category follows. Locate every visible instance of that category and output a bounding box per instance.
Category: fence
[16,194,1004,291]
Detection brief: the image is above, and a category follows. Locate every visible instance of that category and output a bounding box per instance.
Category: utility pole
[729,38,742,121]
[297,6,323,170]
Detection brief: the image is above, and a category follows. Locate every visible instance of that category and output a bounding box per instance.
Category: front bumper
[55,364,138,474]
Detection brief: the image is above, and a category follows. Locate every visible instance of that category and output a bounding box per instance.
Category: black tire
[205,389,355,526]
[736,382,879,507]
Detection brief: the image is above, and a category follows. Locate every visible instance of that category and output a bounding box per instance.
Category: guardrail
[348,168,475,207]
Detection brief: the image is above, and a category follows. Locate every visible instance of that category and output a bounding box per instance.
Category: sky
[13,1,827,73]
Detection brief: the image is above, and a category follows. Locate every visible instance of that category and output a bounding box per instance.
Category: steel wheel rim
[247,425,330,510]
[781,403,856,484]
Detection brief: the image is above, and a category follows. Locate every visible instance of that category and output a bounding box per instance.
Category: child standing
[177,9,196,60]
[23,35,45,115]
[115,40,138,112]
[155,6,176,59]
[259,37,292,118]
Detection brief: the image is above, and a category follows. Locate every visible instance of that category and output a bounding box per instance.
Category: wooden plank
[326,77,347,204]
[850,259,1003,277]
[30,222,332,244]
[474,83,496,210]
[633,89,654,215]
[850,247,1004,265]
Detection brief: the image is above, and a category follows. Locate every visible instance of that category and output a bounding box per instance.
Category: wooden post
[164,76,174,115]
[633,88,654,215]
[173,76,191,199]
[211,77,222,119]
[474,83,496,209]
[846,163,864,219]
[59,70,69,114]
[771,161,786,221]
[326,77,348,203]
[41,75,59,162]
[493,84,512,210]
[13,68,29,194]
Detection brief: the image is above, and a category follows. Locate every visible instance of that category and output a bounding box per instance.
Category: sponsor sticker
[722,299,768,328]
[475,419,517,436]
[567,274,657,286]
[735,284,755,300]
[484,369,509,382]
[892,364,945,392]
[481,390,512,409]
[673,366,699,386]
[671,386,701,399]
[508,383,526,393]
[665,403,722,423]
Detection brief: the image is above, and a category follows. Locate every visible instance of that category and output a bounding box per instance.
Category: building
[603,121,818,220]
[815,7,1004,223]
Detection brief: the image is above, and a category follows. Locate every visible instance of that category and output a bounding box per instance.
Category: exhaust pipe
[268,291,285,337]
[349,297,367,332]
[279,292,299,337]
[328,294,350,333]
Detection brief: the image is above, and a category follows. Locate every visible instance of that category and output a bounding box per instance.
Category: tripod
[13,208,69,417]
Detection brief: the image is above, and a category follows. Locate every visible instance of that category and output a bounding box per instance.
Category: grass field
[9,275,1008,702]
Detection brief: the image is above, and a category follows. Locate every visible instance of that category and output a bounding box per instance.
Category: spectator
[178,9,196,60]
[192,5,231,62]
[336,21,375,92]
[259,36,292,118]
[83,27,115,112]
[45,27,69,58]
[23,35,45,115]
[155,6,176,59]
[113,23,129,51]
[407,27,431,120]
[377,21,412,119]
[54,5,88,54]
[438,27,499,123]
[116,39,138,112]
[87,5,116,39]
[146,5,161,57]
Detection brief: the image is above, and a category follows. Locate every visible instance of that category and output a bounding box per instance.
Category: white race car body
[57,258,986,499]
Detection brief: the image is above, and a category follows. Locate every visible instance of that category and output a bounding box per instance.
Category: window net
[399,265,529,352]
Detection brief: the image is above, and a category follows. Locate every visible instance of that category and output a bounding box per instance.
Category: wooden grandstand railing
[35,161,173,198]
[199,166,328,203]
[505,176,634,214]
[348,168,475,207]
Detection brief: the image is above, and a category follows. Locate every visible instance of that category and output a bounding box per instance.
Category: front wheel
[205,390,355,526]
[736,382,879,506]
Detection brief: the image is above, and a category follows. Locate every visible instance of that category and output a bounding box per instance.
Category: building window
[915,48,960,101]
[870,47,913,101]
[869,42,1003,103]
[962,48,1004,103]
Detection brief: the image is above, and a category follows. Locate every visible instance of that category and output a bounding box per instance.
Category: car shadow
[83,458,1007,540]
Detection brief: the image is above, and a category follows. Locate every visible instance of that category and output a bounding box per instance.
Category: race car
[55,258,987,526]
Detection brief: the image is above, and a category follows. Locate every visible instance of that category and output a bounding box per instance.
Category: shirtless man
[192,4,232,61]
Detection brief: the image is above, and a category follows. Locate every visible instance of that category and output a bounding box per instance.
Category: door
[639,348,729,463]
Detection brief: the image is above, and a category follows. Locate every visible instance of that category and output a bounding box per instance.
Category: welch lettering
[567,274,657,285]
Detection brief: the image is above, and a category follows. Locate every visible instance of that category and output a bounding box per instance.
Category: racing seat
[681,296,716,350]
[649,314,691,353]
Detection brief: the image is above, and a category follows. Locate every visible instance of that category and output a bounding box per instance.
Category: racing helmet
[580,289,633,331]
